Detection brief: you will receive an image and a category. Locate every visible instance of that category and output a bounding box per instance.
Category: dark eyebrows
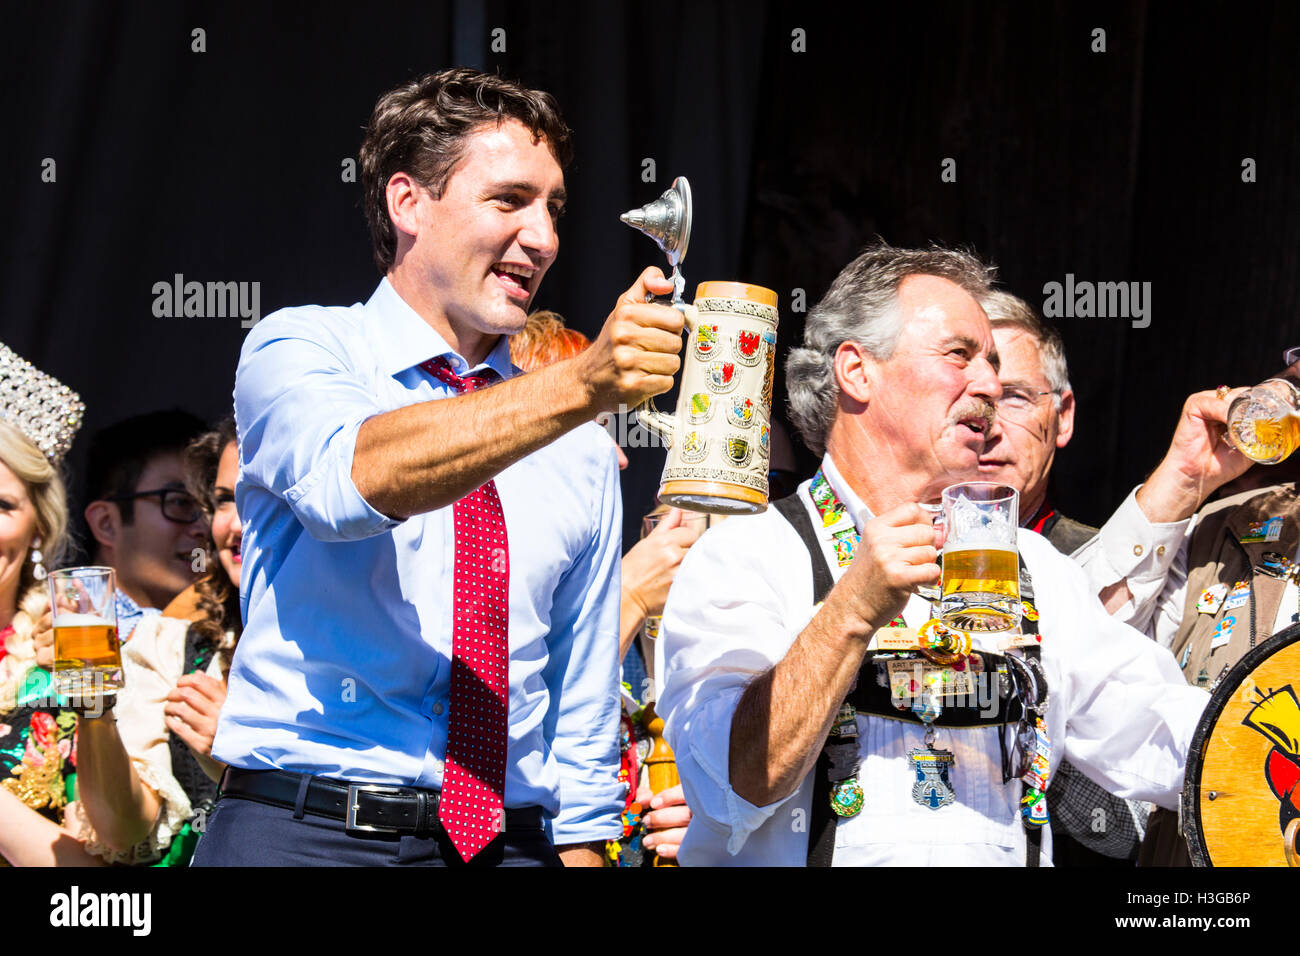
[489,181,568,205]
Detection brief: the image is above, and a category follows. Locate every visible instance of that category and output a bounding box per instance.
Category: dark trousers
[190,794,563,867]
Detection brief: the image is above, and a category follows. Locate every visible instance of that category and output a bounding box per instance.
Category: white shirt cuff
[1086,485,1190,587]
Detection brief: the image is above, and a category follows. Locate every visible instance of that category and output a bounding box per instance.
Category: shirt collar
[115,589,145,618]
[368,278,517,382]
[821,453,874,530]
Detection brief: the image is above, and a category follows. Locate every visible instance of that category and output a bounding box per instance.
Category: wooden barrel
[1183,622,1300,866]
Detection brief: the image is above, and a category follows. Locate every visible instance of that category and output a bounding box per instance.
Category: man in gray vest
[977,291,1095,552]
[1073,349,1300,862]
[977,291,1147,865]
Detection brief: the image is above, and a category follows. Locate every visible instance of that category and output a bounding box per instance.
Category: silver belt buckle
[345,784,408,834]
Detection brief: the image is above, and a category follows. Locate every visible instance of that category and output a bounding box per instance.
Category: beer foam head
[53,612,114,628]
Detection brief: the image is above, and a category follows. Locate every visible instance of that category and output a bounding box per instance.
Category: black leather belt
[220,768,544,836]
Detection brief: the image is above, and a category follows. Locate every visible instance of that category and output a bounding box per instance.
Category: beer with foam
[1226,366,1300,465]
[49,567,123,698]
[938,483,1020,632]
[940,547,1020,630]
[1228,405,1300,464]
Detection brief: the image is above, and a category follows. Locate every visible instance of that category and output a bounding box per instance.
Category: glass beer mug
[1226,349,1300,465]
[938,482,1020,632]
[50,566,123,698]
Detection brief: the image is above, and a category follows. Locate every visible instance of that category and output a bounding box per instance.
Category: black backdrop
[5,0,1300,552]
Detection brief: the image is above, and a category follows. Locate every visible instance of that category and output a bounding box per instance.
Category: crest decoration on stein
[620,177,779,515]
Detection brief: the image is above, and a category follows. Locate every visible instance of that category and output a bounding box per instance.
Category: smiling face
[852,274,1002,497]
[211,441,242,588]
[978,326,1075,519]
[110,452,208,609]
[392,119,566,361]
[0,460,38,618]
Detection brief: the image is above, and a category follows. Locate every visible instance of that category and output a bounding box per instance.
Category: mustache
[949,399,995,431]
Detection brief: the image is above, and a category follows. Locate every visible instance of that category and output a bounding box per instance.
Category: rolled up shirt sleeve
[541,436,625,844]
[235,308,402,542]
[657,512,811,860]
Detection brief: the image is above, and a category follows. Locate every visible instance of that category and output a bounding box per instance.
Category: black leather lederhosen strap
[773,491,1045,867]
[772,493,838,867]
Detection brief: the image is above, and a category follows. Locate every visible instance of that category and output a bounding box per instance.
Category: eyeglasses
[996,386,1057,420]
[108,487,203,524]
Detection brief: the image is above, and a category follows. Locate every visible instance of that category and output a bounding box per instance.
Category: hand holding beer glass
[638,509,710,647]
[49,567,122,700]
[938,482,1020,632]
[1226,350,1300,465]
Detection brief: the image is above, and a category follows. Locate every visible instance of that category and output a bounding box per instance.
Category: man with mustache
[655,242,1207,865]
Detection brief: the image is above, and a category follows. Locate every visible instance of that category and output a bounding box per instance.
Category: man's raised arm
[350,269,681,519]
[728,503,939,807]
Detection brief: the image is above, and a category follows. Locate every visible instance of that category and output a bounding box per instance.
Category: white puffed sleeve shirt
[656,456,1209,865]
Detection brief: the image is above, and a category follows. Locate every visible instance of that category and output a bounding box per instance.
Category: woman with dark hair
[162,416,241,776]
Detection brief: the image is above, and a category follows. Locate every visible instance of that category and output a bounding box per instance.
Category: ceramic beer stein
[636,281,779,515]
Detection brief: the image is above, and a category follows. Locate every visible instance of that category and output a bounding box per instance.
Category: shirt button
[431,701,445,716]
[1156,545,1166,557]
[1133,544,1144,557]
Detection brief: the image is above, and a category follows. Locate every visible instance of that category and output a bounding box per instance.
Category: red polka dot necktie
[420,356,509,862]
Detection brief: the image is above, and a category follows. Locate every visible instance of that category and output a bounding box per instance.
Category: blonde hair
[0,422,69,597]
[0,425,73,709]
[0,587,50,710]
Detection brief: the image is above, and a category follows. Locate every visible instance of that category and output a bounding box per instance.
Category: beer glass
[49,567,122,698]
[640,510,710,646]
[1226,377,1300,465]
[938,483,1020,632]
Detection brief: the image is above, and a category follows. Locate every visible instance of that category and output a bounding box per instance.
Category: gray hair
[981,289,1072,406]
[786,241,996,455]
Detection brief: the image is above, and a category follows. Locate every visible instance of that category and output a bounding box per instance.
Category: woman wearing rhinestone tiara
[0,342,102,864]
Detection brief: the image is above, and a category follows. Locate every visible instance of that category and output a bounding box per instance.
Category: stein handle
[634,300,697,445]
[1285,818,1300,868]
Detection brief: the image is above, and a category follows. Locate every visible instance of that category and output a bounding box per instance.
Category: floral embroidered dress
[0,625,78,827]
[1,616,224,866]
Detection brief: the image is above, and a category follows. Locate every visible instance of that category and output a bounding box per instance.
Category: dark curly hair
[183,417,240,673]
[359,67,573,273]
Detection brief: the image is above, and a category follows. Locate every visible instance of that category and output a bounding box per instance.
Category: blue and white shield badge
[909,747,956,810]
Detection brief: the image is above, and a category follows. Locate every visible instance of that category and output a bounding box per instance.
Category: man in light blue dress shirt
[192,68,685,867]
